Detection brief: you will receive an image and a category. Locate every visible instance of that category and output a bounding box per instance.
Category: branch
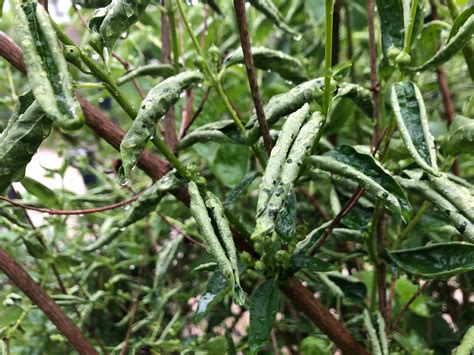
[0,32,368,354]
[0,194,140,215]
[281,277,369,355]
[233,0,273,154]
[390,281,431,333]
[0,247,98,354]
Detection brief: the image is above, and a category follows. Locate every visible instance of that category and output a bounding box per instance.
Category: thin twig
[299,188,331,221]
[367,0,381,148]
[233,0,273,154]
[310,186,364,255]
[390,281,431,333]
[161,0,179,153]
[386,271,397,333]
[0,194,140,216]
[158,213,206,249]
[179,86,211,138]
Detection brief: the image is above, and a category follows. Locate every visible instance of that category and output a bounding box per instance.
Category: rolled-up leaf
[391,81,440,176]
[89,0,151,53]
[120,71,203,178]
[397,177,473,241]
[334,83,374,118]
[443,115,474,155]
[224,47,307,83]
[388,242,474,278]
[408,14,474,72]
[306,145,412,222]
[248,0,299,36]
[0,93,51,193]
[17,1,83,130]
[257,111,323,240]
[117,63,177,86]
[188,182,243,304]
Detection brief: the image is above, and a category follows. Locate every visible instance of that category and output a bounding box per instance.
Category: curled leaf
[89,0,151,53]
[408,14,474,72]
[17,1,83,130]
[0,94,51,193]
[388,242,474,278]
[391,81,440,176]
[443,115,474,155]
[120,71,203,178]
[224,47,307,83]
[397,177,473,241]
[306,145,412,222]
[334,83,374,118]
[248,0,299,36]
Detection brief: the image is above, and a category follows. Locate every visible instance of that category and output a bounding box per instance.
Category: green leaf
[275,189,297,242]
[189,182,236,296]
[456,326,474,355]
[73,0,111,8]
[363,309,383,355]
[326,272,367,303]
[89,0,152,53]
[0,96,51,193]
[116,63,177,86]
[388,242,474,278]
[223,172,260,208]
[120,71,203,178]
[17,1,83,130]
[153,235,184,290]
[395,278,430,317]
[397,177,473,241]
[83,172,181,252]
[334,83,374,118]
[443,115,474,155]
[248,0,299,36]
[194,271,230,323]
[448,6,474,41]
[21,176,60,208]
[306,145,412,222]
[249,279,281,355]
[289,254,333,272]
[0,304,23,328]
[205,191,244,304]
[224,47,307,83]
[22,231,48,259]
[254,106,322,239]
[391,81,440,176]
[210,144,250,188]
[408,13,474,72]
[375,0,423,59]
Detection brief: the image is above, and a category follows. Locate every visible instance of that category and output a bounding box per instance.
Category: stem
[0,194,140,215]
[323,0,335,116]
[402,0,419,54]
[52,23,198,182]
[233,0,273,154]
[177,0,246,135]
[167,2,181,72]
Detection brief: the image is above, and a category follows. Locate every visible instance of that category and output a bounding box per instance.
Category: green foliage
[0,0,473,353]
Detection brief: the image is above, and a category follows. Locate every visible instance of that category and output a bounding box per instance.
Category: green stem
[323,0,335,116]
[177,0,246,135]
[167,2,181,71]
[52,22,199,183]
[402,0,419,54]
[367,203,382,312]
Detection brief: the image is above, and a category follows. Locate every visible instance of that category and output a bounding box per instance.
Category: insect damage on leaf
[17,1,83,130]
[120,71,203,178]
